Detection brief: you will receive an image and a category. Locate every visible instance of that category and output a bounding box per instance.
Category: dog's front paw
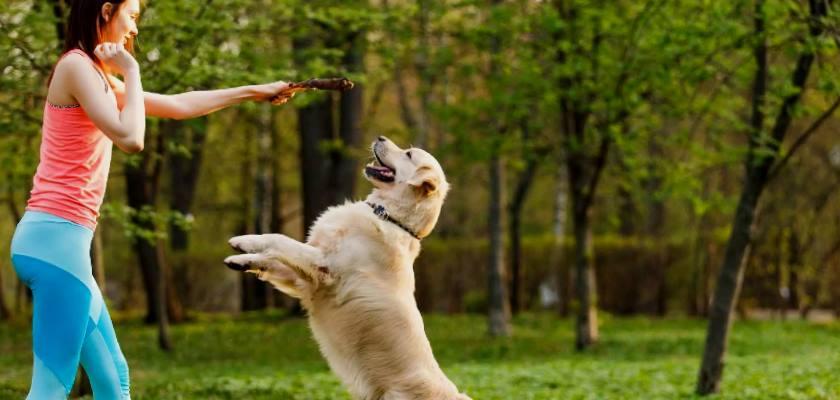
[229,234,286,254]
[223,254,253,271]
[229,235,263,254]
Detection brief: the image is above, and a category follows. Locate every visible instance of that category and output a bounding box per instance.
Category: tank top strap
[60,48,111,93]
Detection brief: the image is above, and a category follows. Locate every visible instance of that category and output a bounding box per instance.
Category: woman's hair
[47,0,136,88]
[64,0,135,63]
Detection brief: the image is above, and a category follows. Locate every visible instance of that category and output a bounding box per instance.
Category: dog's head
[364,136,449,239]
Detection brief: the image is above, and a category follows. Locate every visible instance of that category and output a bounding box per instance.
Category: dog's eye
[406,151,412,159]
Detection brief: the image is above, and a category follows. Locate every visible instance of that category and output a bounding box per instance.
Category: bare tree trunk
[689,214,710,317]
[168,120,207,251]
[553,165,568,239]
[124,123,177,350]
[697,0,824,393]
[787,231,802,315]
[569,156,599,350]
[696,173,763,394]
[239,122,268,311]
[337,30,365,201]
[155,240,172,351]
[3,176,22,319]
[167,119,208,313]
[298,94,334,230]
[414,0,434,148]
[91,230,105,293]
[508,145,539,314]
[551,164,569,316]
[488,154,510,336]
[485,0,510,337]
[0,262,11,320]
[124,196,175,351]
[256,104,276,308]
[389,0,433,148]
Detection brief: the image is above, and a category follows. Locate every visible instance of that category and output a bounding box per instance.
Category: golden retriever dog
[224,136,470,400]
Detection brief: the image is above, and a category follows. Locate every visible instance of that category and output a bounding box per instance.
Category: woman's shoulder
[54,50,96,74]
[49,50,110,105]
[54,51,110,89]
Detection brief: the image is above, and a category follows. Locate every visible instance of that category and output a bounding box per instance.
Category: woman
[10,0,292,398]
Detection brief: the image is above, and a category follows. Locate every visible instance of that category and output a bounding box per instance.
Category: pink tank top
[27,49,116,230]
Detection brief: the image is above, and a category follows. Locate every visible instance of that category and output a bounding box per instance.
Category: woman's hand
[94,42,139,75]
[250,81,300,105]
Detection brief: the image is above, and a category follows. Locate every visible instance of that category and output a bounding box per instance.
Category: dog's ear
[408,167,439,196]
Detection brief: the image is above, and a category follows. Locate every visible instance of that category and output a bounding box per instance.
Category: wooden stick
[271,78,355,104]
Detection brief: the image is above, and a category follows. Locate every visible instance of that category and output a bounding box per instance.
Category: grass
[0,312,838,399]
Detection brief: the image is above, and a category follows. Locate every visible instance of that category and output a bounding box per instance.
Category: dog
[224,136,471,400]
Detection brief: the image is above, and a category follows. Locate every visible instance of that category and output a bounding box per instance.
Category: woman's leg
[12,253,93,399]
[80,295,131,399]
[11,211,130,399]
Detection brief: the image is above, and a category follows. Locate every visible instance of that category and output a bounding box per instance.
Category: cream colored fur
[224,138,470,400]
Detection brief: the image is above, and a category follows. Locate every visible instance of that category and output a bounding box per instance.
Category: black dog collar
[366,202,421,240]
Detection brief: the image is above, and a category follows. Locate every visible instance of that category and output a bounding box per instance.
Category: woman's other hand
[94,42,139,75]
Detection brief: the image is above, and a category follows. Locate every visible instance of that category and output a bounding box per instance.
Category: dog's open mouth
[365,149,396,183]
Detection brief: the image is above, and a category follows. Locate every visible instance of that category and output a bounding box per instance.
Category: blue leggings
[11,211,130,399]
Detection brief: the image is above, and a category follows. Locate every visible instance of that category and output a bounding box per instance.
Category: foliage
[1,314,838,399]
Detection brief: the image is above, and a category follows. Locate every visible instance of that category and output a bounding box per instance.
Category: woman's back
[27,49,116,230]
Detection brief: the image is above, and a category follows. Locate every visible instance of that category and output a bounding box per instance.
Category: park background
[1,0,839,398]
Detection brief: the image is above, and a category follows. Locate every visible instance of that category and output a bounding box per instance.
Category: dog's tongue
[368,164,393,175]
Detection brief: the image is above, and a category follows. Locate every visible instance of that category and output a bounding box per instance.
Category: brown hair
[64,0,134,63]
[48,0,136,88]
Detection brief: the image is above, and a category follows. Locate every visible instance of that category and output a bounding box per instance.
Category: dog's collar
[366,202,422,240]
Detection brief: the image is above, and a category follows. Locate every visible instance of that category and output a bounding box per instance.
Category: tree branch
[768,95,840,181]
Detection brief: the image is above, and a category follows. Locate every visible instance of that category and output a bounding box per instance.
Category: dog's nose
[377,136,387,142]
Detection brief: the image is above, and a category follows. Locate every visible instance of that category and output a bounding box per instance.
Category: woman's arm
[109,77,289,120]
[58,46,145,153]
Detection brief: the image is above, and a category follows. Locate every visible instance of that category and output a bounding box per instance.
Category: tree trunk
[124,198,175,351]
[337,33,364,201]
[270,111,284,234]
[298,94,334,230]
[569,156,599,350]
[167,119,207,313]
[487,154,511,336]
[238,121,268,311]
[508,153,539,314]
[124,123,177,350]
[0,261,11,320]
[551,164,569,316]
[155,239,173,351]
[485,0,510,337]
[617,184,637,236]
[696,175,763,394]
[787,230,801,314]
[697,0,823,393]
[125,163,163,324]
[168,120,207,251]
[293,34,334,232]
[255,104,276,308]
[3,176,22,319]
[91,230,105,293]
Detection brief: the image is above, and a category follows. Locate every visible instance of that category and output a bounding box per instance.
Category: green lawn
[0,312,837,399]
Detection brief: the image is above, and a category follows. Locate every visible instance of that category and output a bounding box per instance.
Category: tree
[546,0,672,350]
[697,0,837,394]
